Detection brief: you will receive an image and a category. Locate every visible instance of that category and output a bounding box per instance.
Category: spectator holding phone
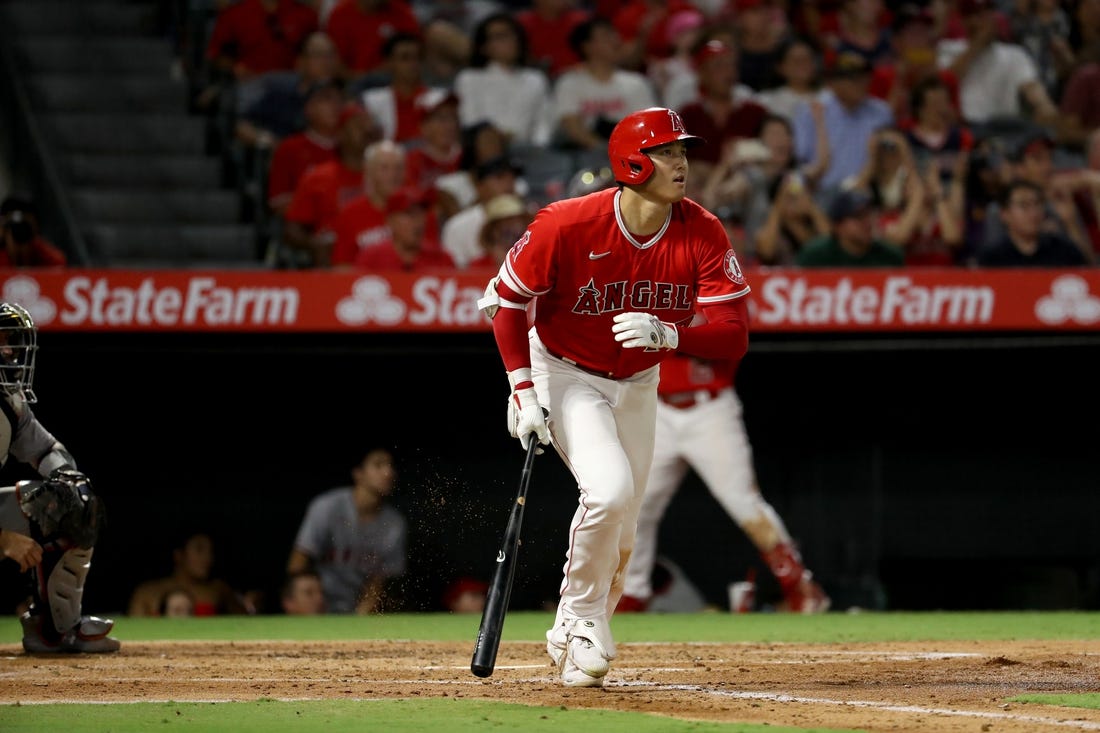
[0,195,67,267]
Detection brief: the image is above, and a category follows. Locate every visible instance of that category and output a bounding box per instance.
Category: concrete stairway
[0,0,258,267]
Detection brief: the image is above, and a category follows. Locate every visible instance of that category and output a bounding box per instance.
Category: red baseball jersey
[205,0,318,75]
[0,235,67,267]
[325,0,421,74]
[678,100,769,165]
[332,197,444,264]
[516,8,590,77]
[284,159,364,234]
[331,195,389,265]
[404,147,461,192]
[657,353,736,395]
[498,187,750,379]
[267,131,337,210]
[657,309,738,394]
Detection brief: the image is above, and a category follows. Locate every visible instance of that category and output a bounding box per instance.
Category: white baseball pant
[622,387,793,602]
[528,330,660,624]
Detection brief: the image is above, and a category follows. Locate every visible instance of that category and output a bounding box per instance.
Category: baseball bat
[470,434,540,678]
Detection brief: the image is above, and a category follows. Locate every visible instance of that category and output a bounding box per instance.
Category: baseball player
[617,348,830,614]
[0,302,119,653]
[479,107,751,687]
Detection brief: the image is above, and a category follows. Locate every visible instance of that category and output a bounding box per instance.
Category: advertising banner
[2,268,1097,333]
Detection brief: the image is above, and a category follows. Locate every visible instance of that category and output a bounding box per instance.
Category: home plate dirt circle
[4,639,1100,732]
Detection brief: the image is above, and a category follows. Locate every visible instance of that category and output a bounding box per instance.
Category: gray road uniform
[0,302,119,653]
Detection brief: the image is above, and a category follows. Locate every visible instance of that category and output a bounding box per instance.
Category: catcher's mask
[0,302,37,403]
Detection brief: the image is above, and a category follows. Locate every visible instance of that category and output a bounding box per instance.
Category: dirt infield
[4,639,1100,732]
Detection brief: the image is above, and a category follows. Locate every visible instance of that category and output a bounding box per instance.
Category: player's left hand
[612,312,679,350]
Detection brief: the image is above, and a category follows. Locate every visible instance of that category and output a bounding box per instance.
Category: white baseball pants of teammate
[528,330,660,629]
[622,387,796,604]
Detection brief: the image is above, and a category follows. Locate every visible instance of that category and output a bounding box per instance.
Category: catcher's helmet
[607,107,705,185]
[0,302,38,403]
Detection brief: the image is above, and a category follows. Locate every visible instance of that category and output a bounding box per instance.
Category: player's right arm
[479,213,556,450]
[7,405,77,478]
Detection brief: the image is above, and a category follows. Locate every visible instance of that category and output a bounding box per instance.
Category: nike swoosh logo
[589,251,611,260]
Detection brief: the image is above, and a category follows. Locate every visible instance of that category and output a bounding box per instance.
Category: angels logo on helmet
[667,109,686,133]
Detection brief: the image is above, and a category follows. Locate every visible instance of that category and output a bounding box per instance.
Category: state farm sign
[755,275,995,327]
[1,268,1097,333]
[59,276,300,326]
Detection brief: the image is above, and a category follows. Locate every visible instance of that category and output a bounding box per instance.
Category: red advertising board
[2,268,1098,333]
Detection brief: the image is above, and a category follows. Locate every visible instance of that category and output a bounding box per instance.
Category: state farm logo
[336,275,488,327]
[1035,275,1100,325]
[336,277,407,326]
[1,275,56,325]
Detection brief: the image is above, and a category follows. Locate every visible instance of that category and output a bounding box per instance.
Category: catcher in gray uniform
[0,302,119,653]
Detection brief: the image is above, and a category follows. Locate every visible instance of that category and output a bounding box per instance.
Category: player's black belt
[542,345,616,379]
[659,388,724,409]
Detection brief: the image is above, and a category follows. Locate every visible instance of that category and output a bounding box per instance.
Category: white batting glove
[611,312,679,350]
[506,370,550,453]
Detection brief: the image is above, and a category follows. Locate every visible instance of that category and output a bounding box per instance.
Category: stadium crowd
[183,0,1100,270]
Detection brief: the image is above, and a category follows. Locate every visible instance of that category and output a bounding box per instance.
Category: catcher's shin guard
[23,544,119,653]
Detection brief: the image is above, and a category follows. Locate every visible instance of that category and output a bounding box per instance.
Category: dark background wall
[2,329,1098,615]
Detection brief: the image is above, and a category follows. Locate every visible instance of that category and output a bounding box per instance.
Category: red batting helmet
[607,107,705,185]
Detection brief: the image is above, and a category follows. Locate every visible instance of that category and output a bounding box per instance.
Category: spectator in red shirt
[613,0,702,73]
[206,0,319,80]
[869,4,959,123]
[677,40,769,192]
[516,0,591,78]
[324,0,421,80]
[354,187,456,271]
[283,103,382,266]
[404,89,462,192]
[0,196,67,268]
[330,140,414,266]
[266,79,344,216]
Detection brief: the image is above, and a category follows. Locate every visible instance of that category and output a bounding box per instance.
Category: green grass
[1010,694,1100,709]
[2,610,1098,644]
[0,699,863,733]
[4,611,1100,732]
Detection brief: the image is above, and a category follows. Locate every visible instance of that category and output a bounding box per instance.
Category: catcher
[0,302,119,653]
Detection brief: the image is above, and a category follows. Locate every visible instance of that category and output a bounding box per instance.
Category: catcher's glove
[17,469,104,548]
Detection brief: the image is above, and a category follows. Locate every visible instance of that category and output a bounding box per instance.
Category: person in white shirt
[754,37,825,121]
[552,17,658,157]
[440,154,523,268]
[454,12,554,148]
[935,0,1059,129]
